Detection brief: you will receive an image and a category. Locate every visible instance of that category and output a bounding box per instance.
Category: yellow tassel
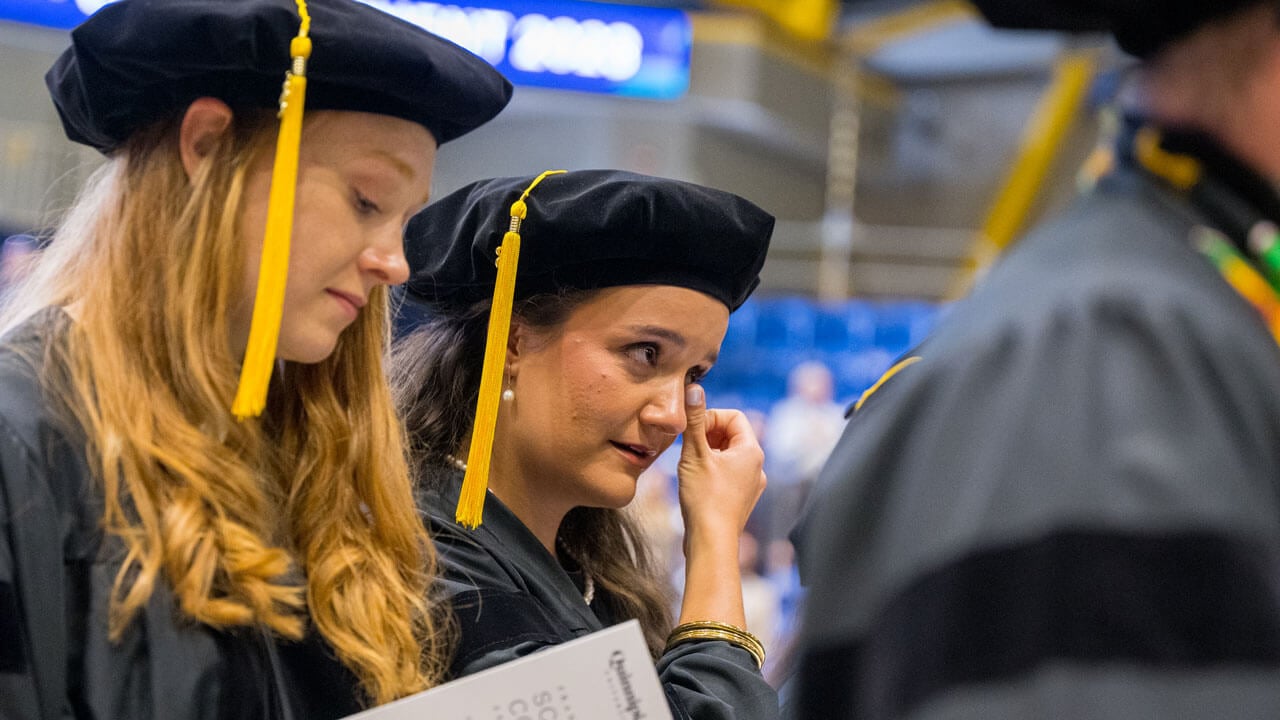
[232,2,311,419]
[456,169,567,528]
[1134,127,1200,191]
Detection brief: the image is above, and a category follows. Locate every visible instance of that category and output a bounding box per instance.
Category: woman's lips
[327,289,363,320]
[611,441,657,466]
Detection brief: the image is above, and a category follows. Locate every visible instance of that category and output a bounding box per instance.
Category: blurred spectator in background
[632,462,683,582]
[763,537,802,690]
[739,530,781,657]
[0,234,39,298]
[795,2,1280,718]
[742,407,773,542]
[763,361,846,544]
[764,538,801,643]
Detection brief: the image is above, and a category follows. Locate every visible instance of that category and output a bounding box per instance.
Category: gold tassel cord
[232,1,312,419]
[456,169,567,528]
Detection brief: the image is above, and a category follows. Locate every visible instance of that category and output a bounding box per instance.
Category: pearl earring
[501,387,515,402]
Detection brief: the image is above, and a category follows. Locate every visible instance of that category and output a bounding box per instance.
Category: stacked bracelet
[665,620,766,669]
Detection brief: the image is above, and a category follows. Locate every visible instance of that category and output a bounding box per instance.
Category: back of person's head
[968,1,1280,96]
[969,0,1278,60]
[971,1,1280,176]
[0,0,512,705]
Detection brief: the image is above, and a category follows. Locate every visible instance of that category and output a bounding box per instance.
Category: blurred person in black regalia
[0,1,510,718]
[389,169,781,719]
[792,2,1280,718]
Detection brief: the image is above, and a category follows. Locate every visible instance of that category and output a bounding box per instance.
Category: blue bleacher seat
[699,296,940,417]
[721,299,758,353]
[813,300,877,353]
[753,297,815,350]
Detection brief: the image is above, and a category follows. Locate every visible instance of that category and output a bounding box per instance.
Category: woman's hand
[672,383,766,629]
[676,383,767,545]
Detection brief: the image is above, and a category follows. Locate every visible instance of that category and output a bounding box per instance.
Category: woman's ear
[178,97,234,180]
[505,321,524,379]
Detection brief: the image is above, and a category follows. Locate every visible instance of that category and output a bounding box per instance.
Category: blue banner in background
[0,0,92,29]
[0,0,692,100]
[363,0,691,99]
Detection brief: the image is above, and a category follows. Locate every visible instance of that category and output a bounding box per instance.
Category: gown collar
[430,466,604,631]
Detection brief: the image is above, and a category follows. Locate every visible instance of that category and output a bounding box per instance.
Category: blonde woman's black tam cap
[970,0,1271,58]
[46,0,513,152]
[402,169,775,312]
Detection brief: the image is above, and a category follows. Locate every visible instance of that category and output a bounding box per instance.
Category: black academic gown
[0,308,363,720]
[419,467,780,720]
[791,149,1280,719]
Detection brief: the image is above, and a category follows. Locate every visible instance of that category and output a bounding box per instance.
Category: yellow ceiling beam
[842,0,976,57]
[709,0,839,43]
[690,12,903,109]
[951,49,1099,297]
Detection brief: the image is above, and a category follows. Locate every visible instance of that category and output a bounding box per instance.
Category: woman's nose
[641,378,687,435]
[360,228,410,285]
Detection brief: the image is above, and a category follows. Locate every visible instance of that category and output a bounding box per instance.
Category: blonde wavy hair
[0,111,446,705]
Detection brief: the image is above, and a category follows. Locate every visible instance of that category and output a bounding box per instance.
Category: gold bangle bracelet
[665,621,765,669]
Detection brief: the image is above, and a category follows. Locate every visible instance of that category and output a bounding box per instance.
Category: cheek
[567,371,640,433]
[287,196,360,276]
[237,172,272,253]
[561,350,612,400]
[234,187,273,314]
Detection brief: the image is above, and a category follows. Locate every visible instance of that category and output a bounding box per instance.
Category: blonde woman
[0,1,509,718]
[391,170,779,719]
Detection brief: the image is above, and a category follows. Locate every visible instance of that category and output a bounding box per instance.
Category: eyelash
[626,342,708,384]
[353,191,381,216]
[627,343,659,367]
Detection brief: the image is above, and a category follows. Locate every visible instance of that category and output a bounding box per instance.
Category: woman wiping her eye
[390,169,779,719]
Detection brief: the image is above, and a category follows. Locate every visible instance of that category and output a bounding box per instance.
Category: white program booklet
[342,620,671,720]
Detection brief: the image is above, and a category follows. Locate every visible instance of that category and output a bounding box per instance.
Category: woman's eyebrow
[628,325,719,364]
[372,149,415,180]
[629,325,686,347]
[369,149,431,207]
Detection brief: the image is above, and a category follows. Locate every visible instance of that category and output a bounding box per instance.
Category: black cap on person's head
[970,0,1270,58]
[401,169,775,313]
[46,0,513,153]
